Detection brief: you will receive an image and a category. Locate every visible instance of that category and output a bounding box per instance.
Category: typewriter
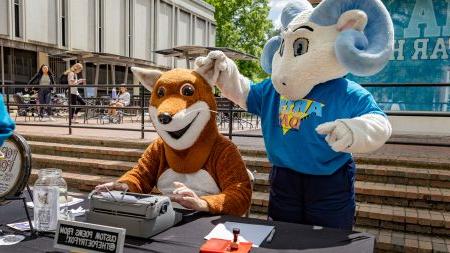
[86,191,182,238]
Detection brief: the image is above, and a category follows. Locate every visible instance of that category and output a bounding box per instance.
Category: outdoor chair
[13,94,36,122]
[215,97,256,131]
[117,97,139,124]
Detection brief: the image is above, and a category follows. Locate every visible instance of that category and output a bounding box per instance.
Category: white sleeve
[67,72,76,85]
[124,93,131,106]
[216,68,251,110]
[338,113,392,153]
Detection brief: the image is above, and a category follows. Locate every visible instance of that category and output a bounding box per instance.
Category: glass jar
[33,169,67,231]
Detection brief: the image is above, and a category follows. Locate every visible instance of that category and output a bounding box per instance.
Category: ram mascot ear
[310,0,394,76]
[260,1,313,74]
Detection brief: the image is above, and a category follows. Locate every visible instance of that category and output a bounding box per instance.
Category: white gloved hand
[316,120,354,152]
[194,51,234,86]
[195,51,250,109]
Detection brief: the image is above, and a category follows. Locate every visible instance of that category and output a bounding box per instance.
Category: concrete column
[123,65,128,84]
[37,51,49,68]
[1,45,5,94]
[94,64,100,86]
[93,63,100,98]
[133,70,140,96]
[111,64,116,85]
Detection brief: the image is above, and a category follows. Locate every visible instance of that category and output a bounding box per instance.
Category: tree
[205,0,274,81]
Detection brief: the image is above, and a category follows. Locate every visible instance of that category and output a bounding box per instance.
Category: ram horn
[260,36,282,74]
[281,1,313,29]
[310,0,394,76]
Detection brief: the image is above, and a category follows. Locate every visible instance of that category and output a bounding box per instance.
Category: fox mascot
[96,68,251,216]
[195,0,394,229]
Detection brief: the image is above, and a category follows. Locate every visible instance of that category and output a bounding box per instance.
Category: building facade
[0,0,216,87]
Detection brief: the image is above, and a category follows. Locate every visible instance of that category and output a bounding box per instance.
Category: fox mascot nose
[158,112,173,125]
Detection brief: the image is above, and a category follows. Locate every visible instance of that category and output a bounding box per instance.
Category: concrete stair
[21,132,450,252]
[29,141,143,162]
[32,154,136,176]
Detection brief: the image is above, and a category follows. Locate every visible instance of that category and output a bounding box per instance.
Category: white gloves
[316,120,353,152]
[195,51,250,109]
[316,114,392,153]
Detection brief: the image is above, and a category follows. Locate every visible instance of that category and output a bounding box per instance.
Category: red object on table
[200,238,252,253]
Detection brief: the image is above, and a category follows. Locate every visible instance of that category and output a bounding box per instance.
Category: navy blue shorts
[267,159,356,230]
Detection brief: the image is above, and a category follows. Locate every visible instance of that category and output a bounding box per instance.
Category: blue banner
[349,0,449,111]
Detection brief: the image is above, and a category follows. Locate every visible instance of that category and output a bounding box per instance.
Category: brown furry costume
[117,69,251,216]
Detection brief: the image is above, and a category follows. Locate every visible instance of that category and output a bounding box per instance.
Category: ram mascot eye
[293,38,308,57]
[279,39,285,57]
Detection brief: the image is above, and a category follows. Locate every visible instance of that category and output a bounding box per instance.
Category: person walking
[28,64,55,121]
[63,63,86,123]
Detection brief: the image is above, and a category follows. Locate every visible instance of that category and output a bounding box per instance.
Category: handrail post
[1,44,8,113]
[68,86,72,135]
[228,100,233,140]
[140,85,145,139]
[5,83,9,113]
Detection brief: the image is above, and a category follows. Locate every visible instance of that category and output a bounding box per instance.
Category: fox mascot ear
[131,67,162,91]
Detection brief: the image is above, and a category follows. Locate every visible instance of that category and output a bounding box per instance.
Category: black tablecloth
[0,193,374,253]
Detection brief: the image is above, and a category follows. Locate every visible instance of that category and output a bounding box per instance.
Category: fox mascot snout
[114,68,251,216]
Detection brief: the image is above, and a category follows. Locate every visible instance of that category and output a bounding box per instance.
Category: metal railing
[2,83,450,147]
[1,84,261,140]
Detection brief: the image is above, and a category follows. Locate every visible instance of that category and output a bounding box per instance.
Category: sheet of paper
[7,221,34,231]
[26,197,84,209]
[0,235,26,245]
[204,222,274,247]
[69,206,86,217]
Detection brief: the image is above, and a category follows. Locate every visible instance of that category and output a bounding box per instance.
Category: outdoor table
[83,96,112,122]
[0,195,375,253]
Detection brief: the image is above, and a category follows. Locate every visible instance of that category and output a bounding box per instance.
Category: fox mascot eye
[157,86,166,98]
[180,83,195,96]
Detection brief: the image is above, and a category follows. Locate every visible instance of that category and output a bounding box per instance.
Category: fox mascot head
[130,68,219,173]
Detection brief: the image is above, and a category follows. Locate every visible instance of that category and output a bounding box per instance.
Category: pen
[104,185,118,202]
[266,228,276,243]
[120,188,128,202]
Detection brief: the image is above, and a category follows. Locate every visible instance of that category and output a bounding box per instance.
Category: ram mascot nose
[261,0,394,76]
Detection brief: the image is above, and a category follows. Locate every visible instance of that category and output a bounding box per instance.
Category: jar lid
[38,168,62,177]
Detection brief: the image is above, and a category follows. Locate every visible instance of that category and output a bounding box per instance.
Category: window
[98,0,103,52]
[13,0,22,38]
[128,0,132,57]
[61,0,67,46]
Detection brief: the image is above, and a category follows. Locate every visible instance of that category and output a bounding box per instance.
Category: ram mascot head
[261,0,394,100]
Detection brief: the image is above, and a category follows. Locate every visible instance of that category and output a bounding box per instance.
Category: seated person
[108,85,131,117]
[96,68,252,216]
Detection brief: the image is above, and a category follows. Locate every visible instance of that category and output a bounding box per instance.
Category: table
[0,194,374,253]
[83,96,112,123]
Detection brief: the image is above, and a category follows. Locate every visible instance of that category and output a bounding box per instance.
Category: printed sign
[352,0,450,84]
[54,220,126,253]
[0,140,22,197]
[349,0,450,111]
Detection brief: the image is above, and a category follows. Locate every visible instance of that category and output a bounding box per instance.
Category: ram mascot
[195,0,394,229]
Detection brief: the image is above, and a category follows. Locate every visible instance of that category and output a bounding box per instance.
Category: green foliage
[205,0,274,81]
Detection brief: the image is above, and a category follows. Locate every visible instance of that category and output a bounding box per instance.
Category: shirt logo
[279,97,324,135]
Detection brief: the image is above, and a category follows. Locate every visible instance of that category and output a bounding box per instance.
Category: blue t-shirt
[246,78,385,175]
